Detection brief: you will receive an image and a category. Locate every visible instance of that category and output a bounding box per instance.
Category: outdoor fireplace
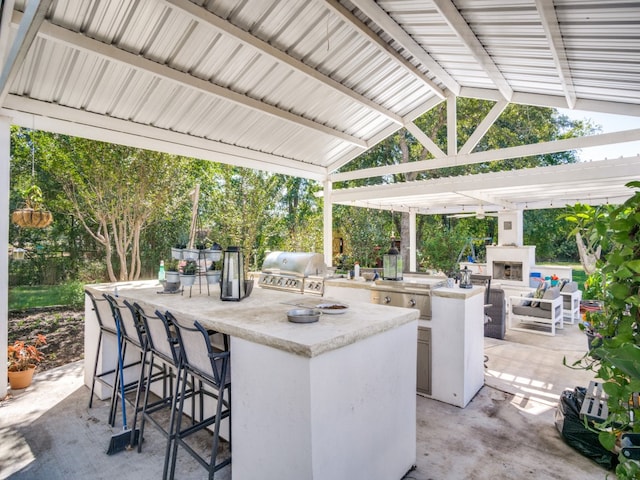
[486,245,535,287]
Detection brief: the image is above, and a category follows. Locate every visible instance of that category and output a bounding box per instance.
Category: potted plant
[204,241,223,262]
[8,334,47,389]
[11,185,53,229]
[568,181,640,478]
[206,259,222,285]
[180,259,198,287]
[165,258,180,284]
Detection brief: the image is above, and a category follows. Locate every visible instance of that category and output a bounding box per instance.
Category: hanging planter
[11,186,53,229]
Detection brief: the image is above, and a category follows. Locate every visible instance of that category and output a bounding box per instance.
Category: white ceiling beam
[456,191,517,210]
[325,96,446,173]
[460,86,640,118]
[0,0,52,106]
[405,123,446,158]
[0,0,17,64]
[447,95,457,155]
[535,0,576,109]
[431,0,513,101]
[329,157,640,208]
[24,14,366,149]
[330,128,640,182]
[325,0,451,98]
[458,100,508,155]
[3,95,328,181]
[164,0,403,126]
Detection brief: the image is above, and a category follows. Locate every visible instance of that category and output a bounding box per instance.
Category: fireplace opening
[493,261,523,282]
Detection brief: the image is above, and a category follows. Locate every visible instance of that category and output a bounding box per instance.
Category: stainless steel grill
[370,278,444,319]
[258,252,327,295]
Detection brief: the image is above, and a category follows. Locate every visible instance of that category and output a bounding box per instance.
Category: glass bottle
[158,260,166,281]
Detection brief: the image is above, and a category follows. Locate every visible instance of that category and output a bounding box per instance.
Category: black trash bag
[555,387,617,470]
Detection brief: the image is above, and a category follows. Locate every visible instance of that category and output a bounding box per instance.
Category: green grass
[8,281,85,311]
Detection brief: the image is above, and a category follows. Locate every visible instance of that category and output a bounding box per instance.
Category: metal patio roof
[1,0,639,213]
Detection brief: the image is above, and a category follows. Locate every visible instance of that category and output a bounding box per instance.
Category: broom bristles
[106,428,140,455]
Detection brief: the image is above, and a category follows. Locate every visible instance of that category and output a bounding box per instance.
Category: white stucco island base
[84,281,419,480]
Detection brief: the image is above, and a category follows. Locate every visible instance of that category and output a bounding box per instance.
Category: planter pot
[171,247,183,260]
[166,271,180,284]
[8,365,36,389]
[180,274,197,287]
[204,249,222,262]
[182,249,199,261]
[206,271,221,284]
[11,208,53,228]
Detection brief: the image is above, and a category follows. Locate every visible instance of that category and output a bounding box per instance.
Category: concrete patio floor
[0,320,608,480]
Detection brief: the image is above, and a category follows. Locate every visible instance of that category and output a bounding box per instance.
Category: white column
[0,116,11,399]
[409,209,417,272]
[323,179,333,267]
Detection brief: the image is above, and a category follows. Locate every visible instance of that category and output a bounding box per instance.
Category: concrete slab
[0,321,608,479]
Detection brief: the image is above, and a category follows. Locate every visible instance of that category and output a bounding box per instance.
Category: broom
[107,305,140,454]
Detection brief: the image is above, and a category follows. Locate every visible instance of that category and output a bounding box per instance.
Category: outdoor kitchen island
[84,280,419,480]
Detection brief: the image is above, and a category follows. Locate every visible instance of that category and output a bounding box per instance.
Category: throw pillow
[531,281,547,308]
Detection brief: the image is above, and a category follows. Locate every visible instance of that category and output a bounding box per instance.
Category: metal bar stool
[167,313,231,480]
[103,293,158,427]
[134,304,196,476]
[86,289,118,410]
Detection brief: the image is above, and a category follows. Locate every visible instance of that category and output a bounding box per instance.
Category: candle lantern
[221,246,246,301]
[459,265,473,289]
[382,238,403,281]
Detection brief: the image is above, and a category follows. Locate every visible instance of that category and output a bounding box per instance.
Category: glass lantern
[382,239,403,281]
[221,246,246,301]
[459,265,473,289]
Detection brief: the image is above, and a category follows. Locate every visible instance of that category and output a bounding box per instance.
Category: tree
[42,135,186,282]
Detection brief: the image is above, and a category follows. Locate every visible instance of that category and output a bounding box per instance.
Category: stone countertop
[86,280,419,359]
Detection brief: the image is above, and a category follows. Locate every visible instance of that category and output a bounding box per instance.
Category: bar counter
[84,280,419,480]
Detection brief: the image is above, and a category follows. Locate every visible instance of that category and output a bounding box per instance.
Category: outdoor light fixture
[221,246,247,301]
[459,265,472,289]
[382,238,403,281]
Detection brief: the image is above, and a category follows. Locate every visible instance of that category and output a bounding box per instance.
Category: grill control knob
[408,299,416,307]
[383,296,391,304]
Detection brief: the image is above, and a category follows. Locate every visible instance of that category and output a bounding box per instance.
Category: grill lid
[261,251,327,277]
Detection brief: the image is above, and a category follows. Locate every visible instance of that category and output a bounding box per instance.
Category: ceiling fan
[447,208,499,220]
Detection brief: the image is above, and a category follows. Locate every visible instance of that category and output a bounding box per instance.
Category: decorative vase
[8,365,36,389]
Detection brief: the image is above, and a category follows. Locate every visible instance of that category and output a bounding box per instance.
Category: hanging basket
[11,208,53,229]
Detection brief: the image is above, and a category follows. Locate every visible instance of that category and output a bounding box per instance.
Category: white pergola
[1,0,639,396]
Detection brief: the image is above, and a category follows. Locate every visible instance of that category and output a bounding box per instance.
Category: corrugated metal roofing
[1,0,639,209]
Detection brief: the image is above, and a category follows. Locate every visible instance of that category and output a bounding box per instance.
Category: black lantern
[459,265,473,289]
[221,246,247,301]
[382,238,403,281]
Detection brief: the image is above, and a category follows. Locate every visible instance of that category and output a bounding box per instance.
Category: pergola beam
[330,0,452,97]
[535,0,577,109]
[0,0,52,106]
[165,0,404,126]
[331,127,640,182]
[17,13,367,148]
[431,0,513,101]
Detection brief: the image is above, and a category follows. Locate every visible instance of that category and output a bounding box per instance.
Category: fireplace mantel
[486,246,536,287]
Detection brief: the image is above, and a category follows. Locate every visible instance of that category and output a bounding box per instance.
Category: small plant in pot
[206,260,222,285]
[180,260,198,287]
[8,334,47,389]
[164,258,181,284]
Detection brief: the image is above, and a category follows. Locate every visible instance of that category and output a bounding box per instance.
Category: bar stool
[103,293,155,426]
[133,304,188,472]
[167,313,231,480]
[86,289,120,411]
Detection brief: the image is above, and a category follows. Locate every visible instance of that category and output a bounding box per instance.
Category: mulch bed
[8,307,85,373]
